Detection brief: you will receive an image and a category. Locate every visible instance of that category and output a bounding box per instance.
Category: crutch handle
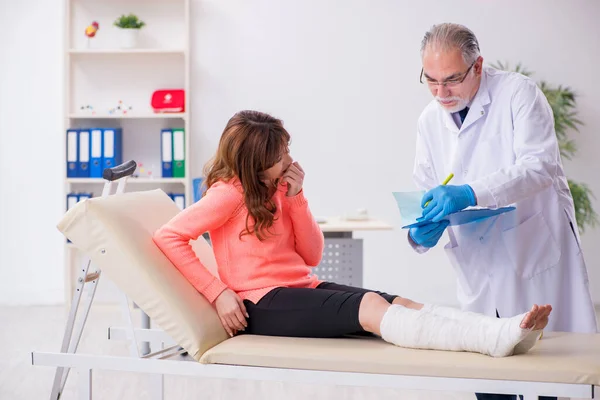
[103,160,137,181]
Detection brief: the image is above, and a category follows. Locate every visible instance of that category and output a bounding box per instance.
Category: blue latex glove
[420,184,477,223]
[409,220,450,248]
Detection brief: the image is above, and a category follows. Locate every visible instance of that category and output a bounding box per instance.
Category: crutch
[50,160,149,399]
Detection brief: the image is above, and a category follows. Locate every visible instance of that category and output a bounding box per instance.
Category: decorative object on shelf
[84,21,99,48]
[108,100,133,116]
[114,13,145,49]
[151,89,185,113]
[79,104,96,116]
[136,162,145,178]
[135,162,155,179]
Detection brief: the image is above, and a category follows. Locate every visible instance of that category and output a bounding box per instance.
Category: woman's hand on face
[282,162,304,197]
[214,288,249,337]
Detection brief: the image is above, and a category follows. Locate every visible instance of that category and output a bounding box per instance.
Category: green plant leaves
[493,61,597,233]
[568,180,598,233]
[114,13,146,29]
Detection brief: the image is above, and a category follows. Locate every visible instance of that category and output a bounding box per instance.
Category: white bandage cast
[379,304,533,357]
[422,304,543,355]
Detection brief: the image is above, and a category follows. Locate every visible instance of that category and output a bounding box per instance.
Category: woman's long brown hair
[203,110,290,241]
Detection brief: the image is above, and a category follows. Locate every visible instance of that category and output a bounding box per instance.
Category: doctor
[409,23,597,336]
[410,23,598,400]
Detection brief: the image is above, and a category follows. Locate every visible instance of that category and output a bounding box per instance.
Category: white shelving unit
[68,112,187,119]
[63,0,191,304]
[69,49,186,55]
[66,177,188,184]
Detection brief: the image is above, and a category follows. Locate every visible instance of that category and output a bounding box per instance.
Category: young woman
[152,110,552,357]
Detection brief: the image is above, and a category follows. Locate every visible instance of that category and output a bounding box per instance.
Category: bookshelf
[68,113,187,119]
[66,177,187,185]
[69,49,186,55]
[63,0,191,304]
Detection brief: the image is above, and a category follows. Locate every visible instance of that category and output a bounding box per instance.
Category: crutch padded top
[102,160,138,181]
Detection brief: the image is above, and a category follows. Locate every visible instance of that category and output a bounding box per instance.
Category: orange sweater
[152,178,324,304]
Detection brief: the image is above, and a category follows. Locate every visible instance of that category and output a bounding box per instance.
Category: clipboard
[392,191,515,229]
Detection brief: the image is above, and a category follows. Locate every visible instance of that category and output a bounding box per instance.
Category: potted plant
[114,13,145,48]
[493,61,598,233]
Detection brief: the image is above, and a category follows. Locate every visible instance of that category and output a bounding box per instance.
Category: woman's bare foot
[519,304,539,329]
[519,304,552,330]
[534,304,552,330]
[512,304,553,355]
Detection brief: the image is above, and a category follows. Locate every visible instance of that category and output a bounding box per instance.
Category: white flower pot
[118,29,139,49]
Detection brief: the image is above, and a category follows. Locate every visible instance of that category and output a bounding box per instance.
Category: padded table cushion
[59,188,600,386]
[58,189,229,361]
[200,333,600,385]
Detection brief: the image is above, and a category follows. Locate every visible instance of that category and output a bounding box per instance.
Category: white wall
[1,0,599,306]
[0,0,65,305]
[189,0,600,306]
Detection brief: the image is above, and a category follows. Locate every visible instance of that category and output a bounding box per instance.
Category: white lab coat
[412,66,598,333]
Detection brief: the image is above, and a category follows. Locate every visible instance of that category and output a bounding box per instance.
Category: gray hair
[420,23,480,65]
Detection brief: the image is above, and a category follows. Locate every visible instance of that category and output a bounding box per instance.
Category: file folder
[78,130,90,177]
[193,177,206,203]
[103,128,123,171]
[172,128,185,178]
[90,128,103,178]
[161,129,173,178]
[66,193,79,211]
[78,192,92,202]
[66,193,80,243]
[172,193,185,210]
[66,129,78,178]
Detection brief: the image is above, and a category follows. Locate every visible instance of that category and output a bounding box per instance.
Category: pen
[424,173,454,208]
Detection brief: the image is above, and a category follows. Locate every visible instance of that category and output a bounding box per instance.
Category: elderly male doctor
[409,23,598,337]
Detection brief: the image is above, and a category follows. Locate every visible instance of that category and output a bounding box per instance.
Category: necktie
[458,107,469,123]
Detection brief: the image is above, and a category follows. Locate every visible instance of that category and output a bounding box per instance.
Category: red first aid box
[151,89,185,113]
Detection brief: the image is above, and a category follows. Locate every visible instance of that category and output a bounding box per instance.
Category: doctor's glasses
[420,60,476,87]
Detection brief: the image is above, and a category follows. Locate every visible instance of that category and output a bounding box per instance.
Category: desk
[315,218,393,288]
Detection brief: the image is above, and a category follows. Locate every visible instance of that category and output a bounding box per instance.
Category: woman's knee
[361,292,390,307]
[392,296,423,310]
[358,292,391,334]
